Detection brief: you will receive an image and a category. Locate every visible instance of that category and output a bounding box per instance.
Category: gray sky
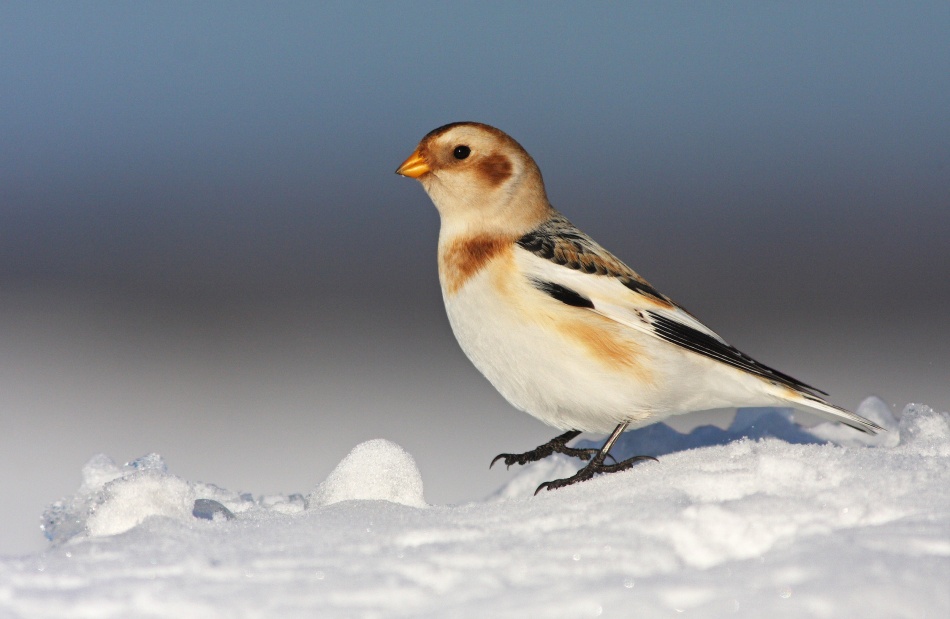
[1,2,948,554]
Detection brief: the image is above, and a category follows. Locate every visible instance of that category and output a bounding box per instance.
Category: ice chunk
[42,453,245,544]
[127,452,168,473]
[80,453,124,491]
[83,454,189,539]
[41,453,127,544]
[87,472,195,537]
[310,439,426,508]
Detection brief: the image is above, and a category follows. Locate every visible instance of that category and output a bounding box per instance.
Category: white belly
[441,262,768,433]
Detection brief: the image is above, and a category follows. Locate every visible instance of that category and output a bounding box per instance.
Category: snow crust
[2,398,948,618]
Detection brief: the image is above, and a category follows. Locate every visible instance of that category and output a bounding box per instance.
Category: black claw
[600,455,657,472]
[533,468,595,495]
[489,453,518,469]
[489,430,586,469]
[533,482,552,495]
[534,454,657,494]
[494,422,657,494]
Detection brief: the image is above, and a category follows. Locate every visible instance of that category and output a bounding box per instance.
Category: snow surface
[1,398,948,618]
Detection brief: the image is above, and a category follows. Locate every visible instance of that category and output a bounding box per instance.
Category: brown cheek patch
[475,154,513,188]
[440,235,513,295]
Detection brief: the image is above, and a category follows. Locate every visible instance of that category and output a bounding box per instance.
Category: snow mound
[41,440,425,545]
[310,439,426,508]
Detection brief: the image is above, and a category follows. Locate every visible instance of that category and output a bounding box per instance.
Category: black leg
[490,430,603,469]
[534,422,657,494]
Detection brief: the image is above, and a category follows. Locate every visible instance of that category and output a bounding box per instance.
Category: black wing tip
[833,414,885,435]
[647,311,829,398]
[798,392,886,434]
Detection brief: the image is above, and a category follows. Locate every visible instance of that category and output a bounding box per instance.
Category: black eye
[453,145,471,160]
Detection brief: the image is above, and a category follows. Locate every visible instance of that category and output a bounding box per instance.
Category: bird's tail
[771,387,884,434]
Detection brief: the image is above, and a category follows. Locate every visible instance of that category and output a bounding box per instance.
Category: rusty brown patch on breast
[475,153,514,188]
[440,235,513,295]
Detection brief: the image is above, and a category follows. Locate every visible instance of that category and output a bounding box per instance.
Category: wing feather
[517,213,828,397]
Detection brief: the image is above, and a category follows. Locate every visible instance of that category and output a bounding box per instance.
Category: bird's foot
[490,430,606,469]
[534,454,657,495]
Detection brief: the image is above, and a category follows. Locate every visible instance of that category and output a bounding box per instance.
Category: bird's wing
[516,214,828,398]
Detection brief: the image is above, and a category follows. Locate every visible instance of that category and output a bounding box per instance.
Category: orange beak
[395,149,430,178]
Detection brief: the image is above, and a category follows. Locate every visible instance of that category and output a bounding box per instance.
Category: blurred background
[1,2,948,555]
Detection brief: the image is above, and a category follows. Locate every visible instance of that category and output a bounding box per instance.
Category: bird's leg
[534,422,657,494]
[490,430,603,469]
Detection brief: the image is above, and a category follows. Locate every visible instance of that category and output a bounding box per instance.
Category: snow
[1,397,948,618]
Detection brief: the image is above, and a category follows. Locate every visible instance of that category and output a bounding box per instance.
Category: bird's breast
[438,248,668,431]
[437,233,515,296]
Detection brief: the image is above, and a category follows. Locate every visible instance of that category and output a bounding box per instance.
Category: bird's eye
[453,145,471,160]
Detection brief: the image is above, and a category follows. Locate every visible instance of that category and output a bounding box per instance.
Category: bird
[395,121,882,494]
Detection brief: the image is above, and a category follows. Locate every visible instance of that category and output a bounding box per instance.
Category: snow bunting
[396,121,882,493]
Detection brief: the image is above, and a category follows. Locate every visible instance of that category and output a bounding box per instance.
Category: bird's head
[396,122,551,236]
